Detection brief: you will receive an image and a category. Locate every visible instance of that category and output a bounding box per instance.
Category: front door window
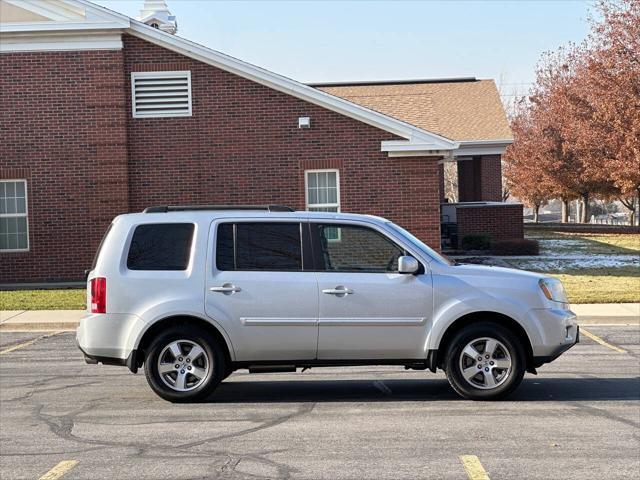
[313,223,405,273]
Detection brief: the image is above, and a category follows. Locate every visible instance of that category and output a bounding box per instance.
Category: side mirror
[398,256,419,274]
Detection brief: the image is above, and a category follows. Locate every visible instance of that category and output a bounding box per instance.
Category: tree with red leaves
[504,0,639,224]
[575,0,640,223]
[503,100,556,222]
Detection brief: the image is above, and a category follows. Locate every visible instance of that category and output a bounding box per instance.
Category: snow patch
[510,255,639,272]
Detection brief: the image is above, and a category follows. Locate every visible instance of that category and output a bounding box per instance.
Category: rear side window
[216,222,302,271]
[127,223,194,271]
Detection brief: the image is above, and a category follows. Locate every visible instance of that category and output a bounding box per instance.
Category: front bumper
[533,325,579,367]
[525,307,578,358]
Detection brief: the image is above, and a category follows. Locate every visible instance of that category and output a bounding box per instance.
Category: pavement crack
[570,401,640,429]
[177,402,316,449]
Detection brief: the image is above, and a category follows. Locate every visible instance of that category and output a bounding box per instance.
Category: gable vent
[131,71,192,118]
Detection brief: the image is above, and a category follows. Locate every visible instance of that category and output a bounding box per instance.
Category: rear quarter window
[91,222,114,270]
[127,223,195,271]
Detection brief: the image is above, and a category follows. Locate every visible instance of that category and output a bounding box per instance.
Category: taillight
[90,277,107,314]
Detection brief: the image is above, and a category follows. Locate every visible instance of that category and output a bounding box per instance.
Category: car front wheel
[144,325,225,402]
[445,322,525,400]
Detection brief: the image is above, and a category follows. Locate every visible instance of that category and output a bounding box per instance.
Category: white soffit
[453,139,513,157]
[0,30,122,51]
[0,0,129,51]
[1,0,85,22]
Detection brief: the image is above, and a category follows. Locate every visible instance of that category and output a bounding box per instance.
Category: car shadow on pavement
[209,376,640,403]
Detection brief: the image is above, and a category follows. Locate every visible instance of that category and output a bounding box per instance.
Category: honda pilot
[77,205,578,402]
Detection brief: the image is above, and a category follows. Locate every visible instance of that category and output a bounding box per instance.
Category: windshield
[385,221,454,266]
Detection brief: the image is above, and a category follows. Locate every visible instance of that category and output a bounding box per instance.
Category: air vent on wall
[131,71,192,118]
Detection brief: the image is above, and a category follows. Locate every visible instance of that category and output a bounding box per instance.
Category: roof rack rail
[143,205,295,213]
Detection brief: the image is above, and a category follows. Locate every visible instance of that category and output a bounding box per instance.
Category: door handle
[210,284,242,294]
[322,286,354,296]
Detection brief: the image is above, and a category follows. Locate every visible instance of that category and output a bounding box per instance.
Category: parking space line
[38,460,78,480]
[580,328,627,353]
[459,455,490,480]
[0,332,62,355]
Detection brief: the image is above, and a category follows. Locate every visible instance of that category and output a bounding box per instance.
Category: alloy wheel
[157,339,210,392]
[458,337,512,390]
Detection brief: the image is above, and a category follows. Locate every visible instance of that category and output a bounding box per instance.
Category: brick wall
[456,204,523,241]
[0,50,130,283]
[1,35,442,283]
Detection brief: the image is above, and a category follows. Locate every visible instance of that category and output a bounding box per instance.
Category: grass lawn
[525,228,640,256]
[545,266,640,304]
[0,289,85,310]
[517,229,640,303]
[582,233,640,252]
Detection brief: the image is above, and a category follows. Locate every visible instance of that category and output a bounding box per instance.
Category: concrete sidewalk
[1,304,638,332]
[572,303,640,324]
[0,310,85,332]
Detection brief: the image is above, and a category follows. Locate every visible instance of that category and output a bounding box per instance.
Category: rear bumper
[77,340,140,373]
[76,312,141,373]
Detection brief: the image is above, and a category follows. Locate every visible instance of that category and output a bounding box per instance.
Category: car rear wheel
[445,322,525,400]
[144,325,225,402]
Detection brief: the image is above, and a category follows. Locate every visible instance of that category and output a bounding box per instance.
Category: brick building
[0,0,518,285]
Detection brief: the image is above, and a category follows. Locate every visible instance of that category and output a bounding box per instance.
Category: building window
[131,71,192,118]
[0,180,29,252]
[305,170,340,212]
[305,169,340,240]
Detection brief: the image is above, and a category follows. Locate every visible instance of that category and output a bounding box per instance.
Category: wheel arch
[434,311,535,373]
[134,315,233,371]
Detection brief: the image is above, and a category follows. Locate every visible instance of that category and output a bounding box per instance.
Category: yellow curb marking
[39,460,78,480]
[460,455,490,480]
[580,328,627,353]
[0,332,62,355]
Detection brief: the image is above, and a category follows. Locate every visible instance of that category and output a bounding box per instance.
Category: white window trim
[131,70,192,119]
[305,169,341,212]
[0,179,29,253]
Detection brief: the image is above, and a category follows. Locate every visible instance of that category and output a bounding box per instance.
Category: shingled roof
[311,78,513,143]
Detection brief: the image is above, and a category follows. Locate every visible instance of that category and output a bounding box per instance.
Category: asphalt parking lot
[1,326,638,480]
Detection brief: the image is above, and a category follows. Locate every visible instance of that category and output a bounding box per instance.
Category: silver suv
[77,205,578,402]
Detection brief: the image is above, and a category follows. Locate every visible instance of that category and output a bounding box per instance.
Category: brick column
[457,155,503,202]
[457,158,478,202]
[479,155,502,201]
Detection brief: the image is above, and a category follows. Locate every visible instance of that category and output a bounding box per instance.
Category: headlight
[539,278,568,304]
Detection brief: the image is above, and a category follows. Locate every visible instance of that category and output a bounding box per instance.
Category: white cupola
[137,0,177,34]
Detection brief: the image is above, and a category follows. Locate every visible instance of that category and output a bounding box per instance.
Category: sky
[94,0,593,99]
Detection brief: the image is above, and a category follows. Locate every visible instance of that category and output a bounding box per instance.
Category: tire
[444,322,525,400]
[144,324,226,403]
